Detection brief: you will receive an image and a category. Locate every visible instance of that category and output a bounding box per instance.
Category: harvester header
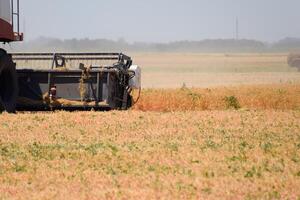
[13,52,141,111]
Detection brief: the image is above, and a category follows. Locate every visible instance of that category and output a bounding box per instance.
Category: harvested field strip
[133,84,300,111]
[0,111,299,199]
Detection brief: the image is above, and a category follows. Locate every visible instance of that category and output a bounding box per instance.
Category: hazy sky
[20,0,300,43]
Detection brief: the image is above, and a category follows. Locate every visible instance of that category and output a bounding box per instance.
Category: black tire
[0,49,18,113]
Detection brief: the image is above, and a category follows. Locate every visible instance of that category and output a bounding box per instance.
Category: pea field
[1,53,300,199]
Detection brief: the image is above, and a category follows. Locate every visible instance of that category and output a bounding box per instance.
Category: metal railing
[12,52,132,70]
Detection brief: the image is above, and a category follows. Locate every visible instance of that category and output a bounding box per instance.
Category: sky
[20,0,300,43]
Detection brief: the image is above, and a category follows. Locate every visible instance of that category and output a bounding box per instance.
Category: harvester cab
[0,0,23,43]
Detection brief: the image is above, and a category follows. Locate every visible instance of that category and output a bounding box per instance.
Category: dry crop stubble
[132,53,300,88]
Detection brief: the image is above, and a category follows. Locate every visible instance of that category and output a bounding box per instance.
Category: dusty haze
[16,0,300,43]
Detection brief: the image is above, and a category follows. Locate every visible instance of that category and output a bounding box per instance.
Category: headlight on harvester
[129,65,141,89]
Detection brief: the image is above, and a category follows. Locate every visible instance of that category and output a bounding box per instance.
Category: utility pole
[236,17,239,40]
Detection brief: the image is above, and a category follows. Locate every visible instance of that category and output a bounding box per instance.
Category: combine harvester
[287,53,300,71]
[0,0,141,113]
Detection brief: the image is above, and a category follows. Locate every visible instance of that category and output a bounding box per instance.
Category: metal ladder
[11,0,22,41]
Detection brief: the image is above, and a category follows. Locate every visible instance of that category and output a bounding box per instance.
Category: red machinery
[0,0,23,112]
[0,0,23,42]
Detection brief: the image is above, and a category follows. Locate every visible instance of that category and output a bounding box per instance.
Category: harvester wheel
[0,49,18,113]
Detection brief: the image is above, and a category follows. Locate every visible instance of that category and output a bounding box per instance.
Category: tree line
[5,37,300,53]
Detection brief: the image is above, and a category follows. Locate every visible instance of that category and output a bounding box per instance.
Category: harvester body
[0,0,23,112]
